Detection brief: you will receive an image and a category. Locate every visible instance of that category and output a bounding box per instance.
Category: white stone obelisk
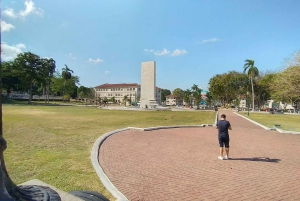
[140,61,158,108]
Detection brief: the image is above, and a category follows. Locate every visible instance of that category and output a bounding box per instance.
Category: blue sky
[2,0,300,91]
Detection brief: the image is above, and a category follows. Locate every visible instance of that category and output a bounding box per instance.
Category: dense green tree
[271,66,300,111]
[51,71,79,98]
[243,59,259,111]
[209,71,249,106]
[78,86,94,99]
[191,84,202,108]
[161,89,171,102]
[13,52,42,104]
[254,72,275,109]
[205,91,214,107]
[183,89,192,106]
[172,88,183,105]
[1,61,21,96]
[62,64,74,95]
[39,58,56,103]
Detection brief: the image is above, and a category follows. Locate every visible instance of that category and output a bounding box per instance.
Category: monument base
[21,179,83,201]
[148,100,158,108]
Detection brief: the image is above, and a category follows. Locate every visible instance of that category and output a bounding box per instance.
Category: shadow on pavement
[230,157,280,163]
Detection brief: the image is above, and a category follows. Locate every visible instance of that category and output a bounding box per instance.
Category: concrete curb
[273,127,300,135]
[91,128,130,201]
[143,125,206,131]
[91,123,215,200]
[234,112,300,134]
[234,112,274,130]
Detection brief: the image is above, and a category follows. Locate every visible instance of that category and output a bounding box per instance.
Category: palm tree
[123,95,128,106]
[40,58,56,103]
[191,84,202,108]
[62,64,73,95]
[243,59,259,111]
[183,89,192,106]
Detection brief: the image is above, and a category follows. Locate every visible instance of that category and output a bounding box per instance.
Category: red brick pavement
[99,111,300,201]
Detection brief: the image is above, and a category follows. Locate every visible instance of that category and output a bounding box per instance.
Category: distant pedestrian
[216,114,232,160]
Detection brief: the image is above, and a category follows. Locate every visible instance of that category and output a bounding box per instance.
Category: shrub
[63,94,71,102]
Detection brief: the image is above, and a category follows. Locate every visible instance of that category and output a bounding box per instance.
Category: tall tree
[209,71,249,106]
[62,64,73,95]
[78,86,95,101]
[191,84,202,108]
[183,89,192,106]
[172,88,183,105]
[123,95,128,106]
[13,52,41,104]
[254,72,275,109]
[1,61,21,96]
[39,58,56,103]
[243,59,259,111]
[271,66,300,112]
[51,72,79,98]
[161,89,171,102]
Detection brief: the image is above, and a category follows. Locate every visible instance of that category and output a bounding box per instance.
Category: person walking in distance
[216,114,232,160]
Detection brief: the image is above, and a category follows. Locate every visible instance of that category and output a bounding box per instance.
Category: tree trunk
[251,77,255,111]
[63,79,66,96]
[43,87,46,104]
[47,80,50,103]
[28,82,32,104]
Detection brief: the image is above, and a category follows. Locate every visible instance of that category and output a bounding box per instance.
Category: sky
[1,0,300,91]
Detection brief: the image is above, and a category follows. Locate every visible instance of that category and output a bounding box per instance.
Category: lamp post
[247,92,250,116]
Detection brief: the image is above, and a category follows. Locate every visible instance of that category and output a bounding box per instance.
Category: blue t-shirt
[217,120,231,137]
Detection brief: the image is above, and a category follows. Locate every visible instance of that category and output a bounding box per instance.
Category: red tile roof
[95,83,161,90]
[166,94,174,98]
[95,83,140,88]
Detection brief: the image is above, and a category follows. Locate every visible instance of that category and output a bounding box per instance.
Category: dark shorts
[219,136,229,148]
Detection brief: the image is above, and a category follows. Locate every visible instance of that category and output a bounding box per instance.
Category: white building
[165,94,176,106]
[94,83,161,105]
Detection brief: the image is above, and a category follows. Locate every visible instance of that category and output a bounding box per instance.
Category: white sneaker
[218,156,223,160]
[224,156,230,160]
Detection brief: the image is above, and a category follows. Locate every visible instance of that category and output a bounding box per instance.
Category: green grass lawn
[240,112,300,132]
[3,104,216,200]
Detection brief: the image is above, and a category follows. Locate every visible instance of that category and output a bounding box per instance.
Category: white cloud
[2,0,43,19]
[3,8,17,18]
[154,48,170,56]
[1,43,26,61]
[201,38,222,44]
[144,49,154,52]
[171,49,187,56]
[144,48,188,57]
[87,58,104,64]
[1,20,15,32]
[105,71,110,75]
[66,53,76,60]
[19,0,44,18]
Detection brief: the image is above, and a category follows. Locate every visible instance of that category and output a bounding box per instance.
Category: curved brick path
[99,111,300,200]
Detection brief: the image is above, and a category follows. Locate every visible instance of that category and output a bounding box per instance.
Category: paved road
[99,111,300,200]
